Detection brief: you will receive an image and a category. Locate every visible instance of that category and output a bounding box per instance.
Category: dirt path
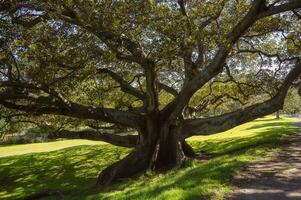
[227,120,301,200]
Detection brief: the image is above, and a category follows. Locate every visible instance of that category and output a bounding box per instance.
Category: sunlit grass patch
[0,139,105,158]
[187,116,297,154]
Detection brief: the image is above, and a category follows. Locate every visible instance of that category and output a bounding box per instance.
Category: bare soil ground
[227,120,301,200]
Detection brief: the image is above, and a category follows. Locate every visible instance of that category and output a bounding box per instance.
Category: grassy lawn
[0,140,105,158]
[0,117,298,200]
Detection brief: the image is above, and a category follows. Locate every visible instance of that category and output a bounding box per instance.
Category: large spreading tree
[0,0,301,186]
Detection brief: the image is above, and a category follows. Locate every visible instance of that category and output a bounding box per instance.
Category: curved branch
[0,84,144,129]
[258,0,301,19]
[49,129,138,148]
[158,82,178,97]
[183,62,301,138]
[162,0,301,121]
[162,0,266,119]
[98,68,145,100]
[54,5,159,114]
[57,5,151,66]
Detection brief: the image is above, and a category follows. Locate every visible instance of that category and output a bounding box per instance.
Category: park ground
[0,116,299,200]
[227,120,301,200]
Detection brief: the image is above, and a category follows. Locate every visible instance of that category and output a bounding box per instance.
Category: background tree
[0,0,301,186]
[282,88,301,115]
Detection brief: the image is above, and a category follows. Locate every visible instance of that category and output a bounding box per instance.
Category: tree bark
[48,129,138,148]
[96,123,194,186]
[97,143,153,186]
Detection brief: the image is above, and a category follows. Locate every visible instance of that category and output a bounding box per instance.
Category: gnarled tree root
[96,145,153,186]
[96,140,195,186]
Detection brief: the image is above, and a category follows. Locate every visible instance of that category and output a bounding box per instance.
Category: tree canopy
[0,0,301,185]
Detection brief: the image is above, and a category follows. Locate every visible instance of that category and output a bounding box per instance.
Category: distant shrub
[24,128,42,138]
[1,128,49,145]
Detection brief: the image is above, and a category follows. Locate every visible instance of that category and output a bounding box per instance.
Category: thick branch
[183,62,301,138]
[98,68,145,100]
[163,0,301,121]
[162,0,266,119]
[59,6,151,67]
[57,6,159,114]
[49,129,137,148]
[144,62,159,113]
[158,82,178,97]
[258,0,301,19]
[0,86,144,129]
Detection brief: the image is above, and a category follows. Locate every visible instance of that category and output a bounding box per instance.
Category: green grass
[0,139,105,158]
[0,116,298,200]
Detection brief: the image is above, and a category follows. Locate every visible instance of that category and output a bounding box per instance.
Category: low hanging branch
[183,62,301,137]
[49,129,138,148]
[0,89,144,129]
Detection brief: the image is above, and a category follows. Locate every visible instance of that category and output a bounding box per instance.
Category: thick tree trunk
[150,124,188,171]
[96,123,194,186]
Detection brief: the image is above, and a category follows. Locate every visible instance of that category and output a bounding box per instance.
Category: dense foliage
[0,0,301,185]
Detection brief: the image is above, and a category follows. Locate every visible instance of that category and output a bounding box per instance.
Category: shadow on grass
[65,148,263,200]
[61,120,299,200]
[0,144,130,200]
[0,119,299,200]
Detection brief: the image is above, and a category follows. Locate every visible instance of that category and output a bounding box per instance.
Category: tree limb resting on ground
[49,129,138,148]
